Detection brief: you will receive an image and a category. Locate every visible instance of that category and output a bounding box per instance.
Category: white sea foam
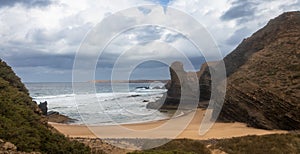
[29,83,168,125]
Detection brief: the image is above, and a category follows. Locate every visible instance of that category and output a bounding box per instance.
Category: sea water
[25,82,169,125]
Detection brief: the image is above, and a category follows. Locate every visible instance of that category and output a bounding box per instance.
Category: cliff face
[216,11,300,130]
[159,11,300,130]
[0,59,90,153]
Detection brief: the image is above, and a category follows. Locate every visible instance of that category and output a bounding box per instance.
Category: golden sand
[49,109,287,140]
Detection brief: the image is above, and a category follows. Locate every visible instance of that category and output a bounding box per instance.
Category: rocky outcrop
[47,111,76,123]
[213,11,300,130]
[164,62,186,107]
[147,60,218,109]
[38,101,48,115]
[197,62,220,102]
[37,101,75,123]
[147,61,199,110]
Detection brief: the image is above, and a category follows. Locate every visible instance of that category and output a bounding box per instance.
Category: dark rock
[46,110,76,124]
[38,101,48,116]
[47,111,59,116]
[47,113,76,124]
[149,62,199,110]
[136,86,149,89]
[197,62,219,101]
[128,95,141,98]
[167,61,185,99]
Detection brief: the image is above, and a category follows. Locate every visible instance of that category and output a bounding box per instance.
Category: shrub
[0,59,90,153]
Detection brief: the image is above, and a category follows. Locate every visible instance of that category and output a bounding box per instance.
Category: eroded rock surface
[214,11,300,130]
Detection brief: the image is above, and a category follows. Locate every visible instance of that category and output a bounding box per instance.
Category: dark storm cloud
[0,0,52,8]
[2,50,74,70]
[221,0,258,21]
[97,52,120,69]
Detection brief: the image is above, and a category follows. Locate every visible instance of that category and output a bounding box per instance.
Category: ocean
[25,82,169,125]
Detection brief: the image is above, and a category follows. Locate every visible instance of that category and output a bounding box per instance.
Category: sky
[0,0,299,82]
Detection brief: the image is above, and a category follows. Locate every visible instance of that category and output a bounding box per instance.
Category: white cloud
[0,0,299,81]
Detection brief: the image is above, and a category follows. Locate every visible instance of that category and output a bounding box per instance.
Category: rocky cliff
[0,59,90,153]
[158,11,300,130]
[215,11,300,130]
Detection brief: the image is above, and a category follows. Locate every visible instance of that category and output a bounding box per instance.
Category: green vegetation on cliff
[213,133,300,154]
[0,60,28,94]
[132,133,300,154]
[130,139,210,154]
[0,59,90,153]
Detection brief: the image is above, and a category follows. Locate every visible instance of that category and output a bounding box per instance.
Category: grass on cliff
[0,59,90,153]
[130,134,300,154]
[129,139,211,154]
[213,133,300,154]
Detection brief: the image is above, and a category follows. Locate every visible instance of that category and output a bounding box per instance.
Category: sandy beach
[50,109,287,140]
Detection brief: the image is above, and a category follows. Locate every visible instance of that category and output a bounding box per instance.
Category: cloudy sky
[0,0,299,82]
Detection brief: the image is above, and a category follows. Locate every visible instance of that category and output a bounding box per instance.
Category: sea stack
[147,61,199,110]
[165,61,186,105]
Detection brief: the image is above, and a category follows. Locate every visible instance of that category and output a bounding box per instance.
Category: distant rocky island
[149,11,300,130]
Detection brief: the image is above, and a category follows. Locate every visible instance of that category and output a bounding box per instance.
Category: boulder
[38,101,48,116]
[2,142,17,151]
